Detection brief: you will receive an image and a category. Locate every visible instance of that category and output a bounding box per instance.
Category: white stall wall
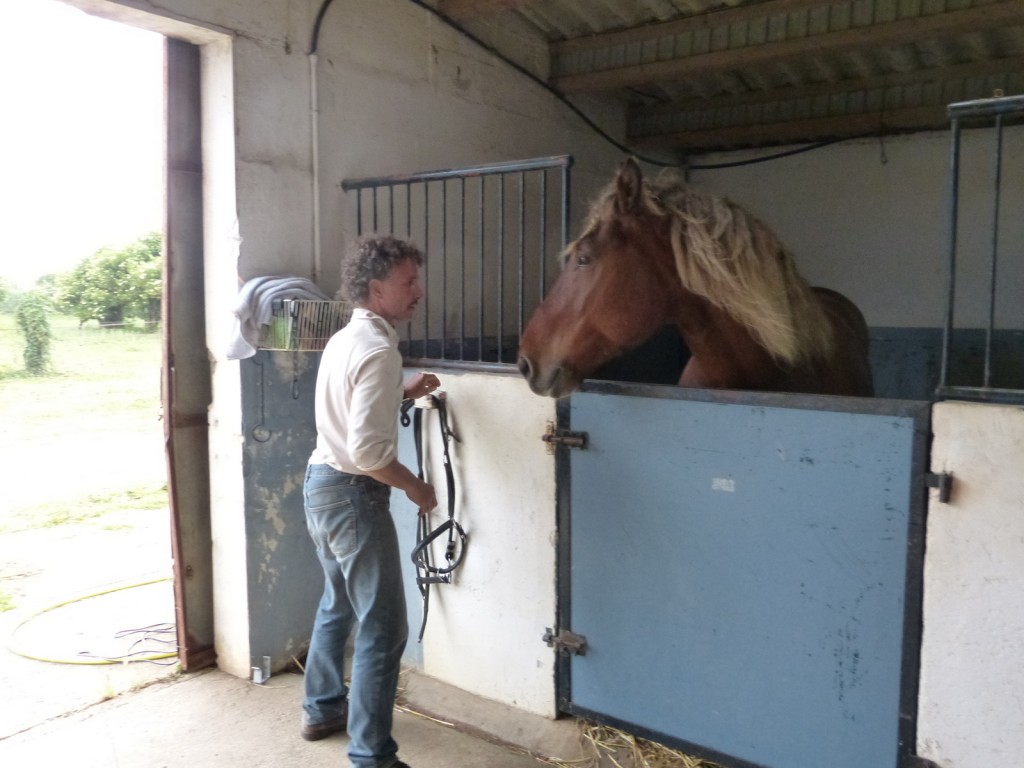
[690,128,1024,330]
[918,401,1024,768]
[396,372,558,717]
[312,0,624,296]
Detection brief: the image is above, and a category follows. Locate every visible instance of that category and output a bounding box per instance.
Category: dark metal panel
[164,37,215,671]
[556,383,929,768]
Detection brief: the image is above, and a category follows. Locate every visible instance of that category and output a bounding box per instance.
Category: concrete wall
[689,128,1024,330]
[311,0,624,296]
[918,402,1024,768]
[393,371,558,717]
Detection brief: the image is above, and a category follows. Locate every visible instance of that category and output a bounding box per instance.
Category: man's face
[370,258,423,325]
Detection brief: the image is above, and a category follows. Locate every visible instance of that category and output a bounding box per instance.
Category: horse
[517,158,873,398]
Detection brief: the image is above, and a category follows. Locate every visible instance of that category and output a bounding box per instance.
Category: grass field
[0,315,176,724]
[0,313,168,534]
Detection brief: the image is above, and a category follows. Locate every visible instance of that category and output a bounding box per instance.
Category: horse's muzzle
[517,355,574,398]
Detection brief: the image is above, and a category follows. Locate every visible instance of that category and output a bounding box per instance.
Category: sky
[0,1,164,290]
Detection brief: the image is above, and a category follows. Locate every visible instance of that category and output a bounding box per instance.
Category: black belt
[401,394,467,642]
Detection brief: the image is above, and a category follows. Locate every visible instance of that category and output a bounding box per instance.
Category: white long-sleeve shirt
[308,308,404,473]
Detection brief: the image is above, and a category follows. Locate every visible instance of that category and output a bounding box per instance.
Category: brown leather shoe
[300,712,347,741]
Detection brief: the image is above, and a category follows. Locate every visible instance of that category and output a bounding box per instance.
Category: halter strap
[402,394,467,642]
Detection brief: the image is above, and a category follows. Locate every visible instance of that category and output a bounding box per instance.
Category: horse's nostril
[517,356,532,379]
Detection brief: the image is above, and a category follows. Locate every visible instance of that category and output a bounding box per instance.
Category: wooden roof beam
[553,1,1024,93]
[554,0,835,56]
[634,55,1024,119]
[628,105,949,153]
[438,0,533,21]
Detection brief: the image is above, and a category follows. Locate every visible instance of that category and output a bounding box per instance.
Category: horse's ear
[614,157,644,215]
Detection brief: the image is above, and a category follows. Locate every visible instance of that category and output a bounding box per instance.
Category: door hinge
[543,627,588,656]
[925,472,954,503]
[542,422,588,453]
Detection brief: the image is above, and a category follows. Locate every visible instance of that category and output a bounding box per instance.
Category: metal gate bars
[342,156,572,367]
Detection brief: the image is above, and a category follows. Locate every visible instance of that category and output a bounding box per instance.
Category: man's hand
[404,371,441,400]
[365,454,437,515]
[407,478,437,516]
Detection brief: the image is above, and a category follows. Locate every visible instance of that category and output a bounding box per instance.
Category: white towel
[226,275,330,359]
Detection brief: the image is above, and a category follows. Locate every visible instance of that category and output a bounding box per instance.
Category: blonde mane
[587,169,834,364]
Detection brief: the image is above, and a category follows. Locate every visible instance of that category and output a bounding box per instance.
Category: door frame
[163,36,215,671]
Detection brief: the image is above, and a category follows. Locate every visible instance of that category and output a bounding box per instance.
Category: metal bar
[498,173,505,363]
[356,190,363,236]
[478,177,485,362]
[423,181,430,359]
[939,117,961,390]
[936,385,1024,405]
[984,114,1004,388]
[405,182,411,238]
[388,186,394,233]
[404,184,413,345]
[561,161,571,249]
[372,189,380,237]
[947,94,1024,120]
[401,358,515,375]
[540,168,548,298]
[518,171,526,341]
[460,177,466,360]
[342,155,572,190]
[441,179,448,361]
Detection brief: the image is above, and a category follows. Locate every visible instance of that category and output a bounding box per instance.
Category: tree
[58,232,162,327]
[15,291,53,375]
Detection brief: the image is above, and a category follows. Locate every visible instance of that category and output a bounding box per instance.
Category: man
[302,234,440,768]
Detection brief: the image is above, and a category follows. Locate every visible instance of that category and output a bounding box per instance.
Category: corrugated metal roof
[437,0,1024,157]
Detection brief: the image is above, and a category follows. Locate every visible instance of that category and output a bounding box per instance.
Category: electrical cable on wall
[306,0,869,171]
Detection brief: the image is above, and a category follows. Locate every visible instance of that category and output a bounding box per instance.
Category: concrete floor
[0,514,591,768]
[0,662,591,768]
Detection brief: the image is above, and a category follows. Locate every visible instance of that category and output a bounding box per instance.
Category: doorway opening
[0,0,177,738]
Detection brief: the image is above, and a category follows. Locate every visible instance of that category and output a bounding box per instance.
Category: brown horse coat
[518,159,873,398]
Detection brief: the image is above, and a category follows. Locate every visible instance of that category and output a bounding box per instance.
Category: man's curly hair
[340,235,424,304]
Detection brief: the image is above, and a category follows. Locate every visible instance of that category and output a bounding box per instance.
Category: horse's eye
[575,252,592,268]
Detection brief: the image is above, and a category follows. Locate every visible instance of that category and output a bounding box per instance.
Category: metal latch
[926,472,954,503]
[543,627,588,656]
[542,422,588,453]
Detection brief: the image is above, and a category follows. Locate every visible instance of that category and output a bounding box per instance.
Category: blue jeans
[303,464,409,768]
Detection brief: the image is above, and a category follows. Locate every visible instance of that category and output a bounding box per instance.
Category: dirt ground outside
[0,315,178,739]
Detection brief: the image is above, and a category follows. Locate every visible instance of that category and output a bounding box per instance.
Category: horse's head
[518,158,676,398]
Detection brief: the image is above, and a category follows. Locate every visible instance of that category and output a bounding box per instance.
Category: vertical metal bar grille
[984,114,1004,388]
[460,178,466,359]
[938,116,960,391]
[540,170,548,299]
[342,156,573,367]
[423,182,430,359]
[497,175,505,364]
[518,171,526,340]
[442,181,448,361]
[478,179,485,362]
[938,95,1024,403]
